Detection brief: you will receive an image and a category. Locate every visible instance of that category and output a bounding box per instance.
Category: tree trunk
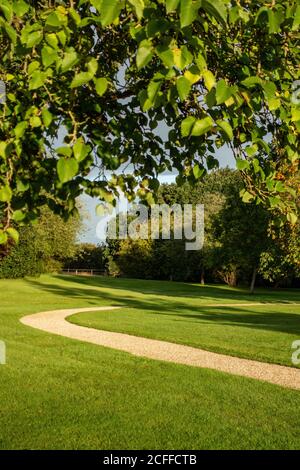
[200,268,205,285]
[250,267,257,294]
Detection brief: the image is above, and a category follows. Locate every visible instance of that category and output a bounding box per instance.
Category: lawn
[69,277,300,367]
[0,274,300,449]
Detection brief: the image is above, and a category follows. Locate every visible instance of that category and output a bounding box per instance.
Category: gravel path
[21,306,300,390]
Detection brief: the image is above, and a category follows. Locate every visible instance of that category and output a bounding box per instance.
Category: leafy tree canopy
[0,205,81,276]
[0,0,299,244]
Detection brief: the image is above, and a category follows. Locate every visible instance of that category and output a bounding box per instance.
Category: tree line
[106,169,300,290]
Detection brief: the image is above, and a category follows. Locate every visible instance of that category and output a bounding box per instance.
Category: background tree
[0,205,81,278]
[259,222,300,287]
[210,172,270,291]
[64,242,106,271]
[107,168,299,287]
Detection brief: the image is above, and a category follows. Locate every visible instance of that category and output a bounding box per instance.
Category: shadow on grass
[45,274,300,301]
[25,276,300,336]
[152,308,300,335]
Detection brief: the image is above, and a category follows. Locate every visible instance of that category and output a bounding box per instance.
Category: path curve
[20,307,300,391]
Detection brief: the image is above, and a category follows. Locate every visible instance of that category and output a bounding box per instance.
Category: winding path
[20,306,300,391]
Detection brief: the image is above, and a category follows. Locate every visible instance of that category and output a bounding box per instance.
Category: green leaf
[128,0,144,20]
[236,158,250,171]
[181,116,196,137]
[205,88,216,108]
[71,72,92,88]
[184,66,201,84]
[56,146,72,157]
[195,53,207,71]
[215,79,232,105]
[94,77,108,96]
[0,185,12,202]
[173,45,193,70]
[29,70,45,90]
[26,30,43,48]
[180,0,201,28]
[14,121,27,138]
[268,97,280,111]
[192,116,214,136]
[57,158,79,183]
[217,120,233,140]
[147,80,162,103]
[136,39,153,69]
[256,7,282,34]
[0,230,8,245]
[60,50,79,73]
[0,2,13,22]
[241,76,262,88]
[70,58,97,88]
[262,81,276,100]
[100,0,122,27]
[267,10,282,34]
[12,210,26,222]
[4,24,17,44]
[45,12,62,28]
[193,164,205,179]
[291,108,300,123]
[241,190,254,203]
[69,8,81,26]
[7,227,19,243]
[201,0,227,26]
[45,33,59,49]
[87,57,98,76]
[0,142,8,159]
[181,115,213,138]
[203,70,216,91]
[166,0,180,13]
[138,89,152,112]
[28,61,39,75]
[30,116,42,128]
[176,76,191,101]
[57,30,67,46]
[287,212,298,225]
[73,138,90,162]
[156,45,174,68]
[41,46,57,68]
[41,108,53,127]
[245,144,258,157]
[292,5,300,31]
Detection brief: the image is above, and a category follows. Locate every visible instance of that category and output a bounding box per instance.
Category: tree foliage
[0,205,81,277]
[0,0,299,244]
[108,169,300,287]
[64,242,106,270]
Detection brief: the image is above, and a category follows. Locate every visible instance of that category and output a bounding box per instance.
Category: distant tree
[65,243,106,271]
[115,238,154,279]
[0,206,81,278]
[259,223,300,287]
[210,173,270,291]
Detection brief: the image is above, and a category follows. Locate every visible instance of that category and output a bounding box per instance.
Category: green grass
[69,276,300,367]
[0,274,300,449]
